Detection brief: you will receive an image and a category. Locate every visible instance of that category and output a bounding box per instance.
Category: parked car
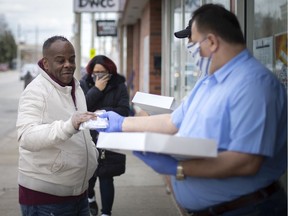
[0,63,9,72]
[20,63,40,80]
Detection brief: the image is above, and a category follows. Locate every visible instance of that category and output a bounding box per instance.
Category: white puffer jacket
[16,69,98,196]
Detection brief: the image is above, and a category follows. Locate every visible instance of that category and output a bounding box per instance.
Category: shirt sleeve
[228,77,285,157]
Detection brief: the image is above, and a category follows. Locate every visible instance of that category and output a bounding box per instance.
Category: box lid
[132,92,176,115]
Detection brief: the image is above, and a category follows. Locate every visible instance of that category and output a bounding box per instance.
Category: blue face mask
[186,40,212,77]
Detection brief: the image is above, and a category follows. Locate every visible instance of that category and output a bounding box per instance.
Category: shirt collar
[212,49,252,84]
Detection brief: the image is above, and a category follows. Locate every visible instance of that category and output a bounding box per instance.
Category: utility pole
[74,12,82,80]
[91,12,95,58]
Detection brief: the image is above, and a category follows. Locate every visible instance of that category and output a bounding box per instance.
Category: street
[0,70,22,215]
[0,70,23,139]
[0,70,182,216]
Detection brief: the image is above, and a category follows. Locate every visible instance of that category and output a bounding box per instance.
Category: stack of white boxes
[97,91,217,158]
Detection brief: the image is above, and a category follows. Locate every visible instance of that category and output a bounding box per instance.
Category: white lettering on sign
[74,0,120,12]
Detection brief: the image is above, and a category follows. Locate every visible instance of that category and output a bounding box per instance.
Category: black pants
[88,175,115,215]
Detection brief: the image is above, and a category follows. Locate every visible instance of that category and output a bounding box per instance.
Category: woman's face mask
[91,73,112,82]
[186,39,212,77]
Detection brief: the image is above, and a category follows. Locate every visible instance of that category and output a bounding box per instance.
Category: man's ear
[42,57,49,71]
[207,33,218,53]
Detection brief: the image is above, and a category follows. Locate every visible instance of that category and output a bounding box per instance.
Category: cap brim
[174,29,190,39]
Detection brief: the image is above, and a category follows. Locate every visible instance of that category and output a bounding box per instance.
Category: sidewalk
[0,70,183,216]
[0,130,183,216]
[0,130,20,215]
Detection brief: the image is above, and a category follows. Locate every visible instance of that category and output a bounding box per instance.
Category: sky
[0,0,75,43]
[0,0,119,66]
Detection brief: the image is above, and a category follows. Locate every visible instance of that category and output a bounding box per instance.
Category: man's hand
[133,151,178,176]
[72,112,96,130]
[97,111,124,132]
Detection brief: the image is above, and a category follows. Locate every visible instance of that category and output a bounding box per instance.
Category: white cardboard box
[132,91,177,115]
[97,132,217,158]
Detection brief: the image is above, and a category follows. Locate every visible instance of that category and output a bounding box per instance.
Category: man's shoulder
[23,74,55,96]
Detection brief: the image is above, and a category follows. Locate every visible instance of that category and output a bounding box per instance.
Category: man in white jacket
[16,36,99,216]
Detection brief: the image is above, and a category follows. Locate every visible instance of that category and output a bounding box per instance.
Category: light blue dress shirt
[171,49,287,211]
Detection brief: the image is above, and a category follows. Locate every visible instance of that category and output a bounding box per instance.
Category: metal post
[74,12,82,80]
[91,12,95,56]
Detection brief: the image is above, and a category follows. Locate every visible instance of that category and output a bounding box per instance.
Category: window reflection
[171,0,182,101]
[254,0,287,38]
[171,0,201,103]
[184,0,200,96]
[183,0,229,97]
[253,0,287,88]
[204,0,230,9]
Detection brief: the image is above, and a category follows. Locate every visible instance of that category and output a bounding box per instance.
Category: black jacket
[80,73,130,144]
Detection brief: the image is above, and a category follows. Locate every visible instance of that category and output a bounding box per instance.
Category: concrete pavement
[0,70,183,216]
[0,131,183,216]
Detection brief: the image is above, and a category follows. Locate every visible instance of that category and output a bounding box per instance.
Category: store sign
[74,0,120,12]
[96,20,117,37]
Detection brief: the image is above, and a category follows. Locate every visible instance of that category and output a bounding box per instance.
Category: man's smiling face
[43,40,76,84]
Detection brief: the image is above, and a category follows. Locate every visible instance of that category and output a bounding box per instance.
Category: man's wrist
[118,116,125,132]
[176,162,185,180]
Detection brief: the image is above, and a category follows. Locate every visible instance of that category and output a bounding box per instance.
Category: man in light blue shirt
[99,4,287,216]
[171,48,287,212]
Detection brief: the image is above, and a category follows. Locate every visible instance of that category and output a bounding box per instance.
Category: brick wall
[126,25,134,100]
[126,0,162,98]
[149,0,162,95]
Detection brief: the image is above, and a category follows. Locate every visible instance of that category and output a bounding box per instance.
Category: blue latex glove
[133,151,178,176]
[97,111,124,132]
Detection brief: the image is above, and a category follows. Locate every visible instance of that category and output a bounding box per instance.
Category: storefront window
[166,0,286,103]
[170,0,231,103]
[203,0,230,8]
[170,0,182,102]
[253,0,287,88]
[183,0,201,97]
[170,0,200,103]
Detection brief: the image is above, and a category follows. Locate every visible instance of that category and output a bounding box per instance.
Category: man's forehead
[191,22,200,41]
[50,40,73,50]
[45,40,74,56]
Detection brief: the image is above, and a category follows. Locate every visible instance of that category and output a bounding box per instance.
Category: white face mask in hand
[186,40,212,77]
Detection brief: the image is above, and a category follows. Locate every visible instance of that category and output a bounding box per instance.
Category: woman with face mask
[80,55,130,216]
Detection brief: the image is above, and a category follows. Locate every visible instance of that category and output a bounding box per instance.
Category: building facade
[117,0,287,191]
[118,0,287,106]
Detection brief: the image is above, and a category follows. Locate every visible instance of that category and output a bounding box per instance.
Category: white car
[20,64,40,80]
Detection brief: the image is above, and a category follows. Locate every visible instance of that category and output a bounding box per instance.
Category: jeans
[20,194,90,216]
[88,175,115,215]
[189,187,287,216]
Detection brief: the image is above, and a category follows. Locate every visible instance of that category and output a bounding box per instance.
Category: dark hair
[191,4,245,44]
[86,55,117,75]
[42,36,70,56]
